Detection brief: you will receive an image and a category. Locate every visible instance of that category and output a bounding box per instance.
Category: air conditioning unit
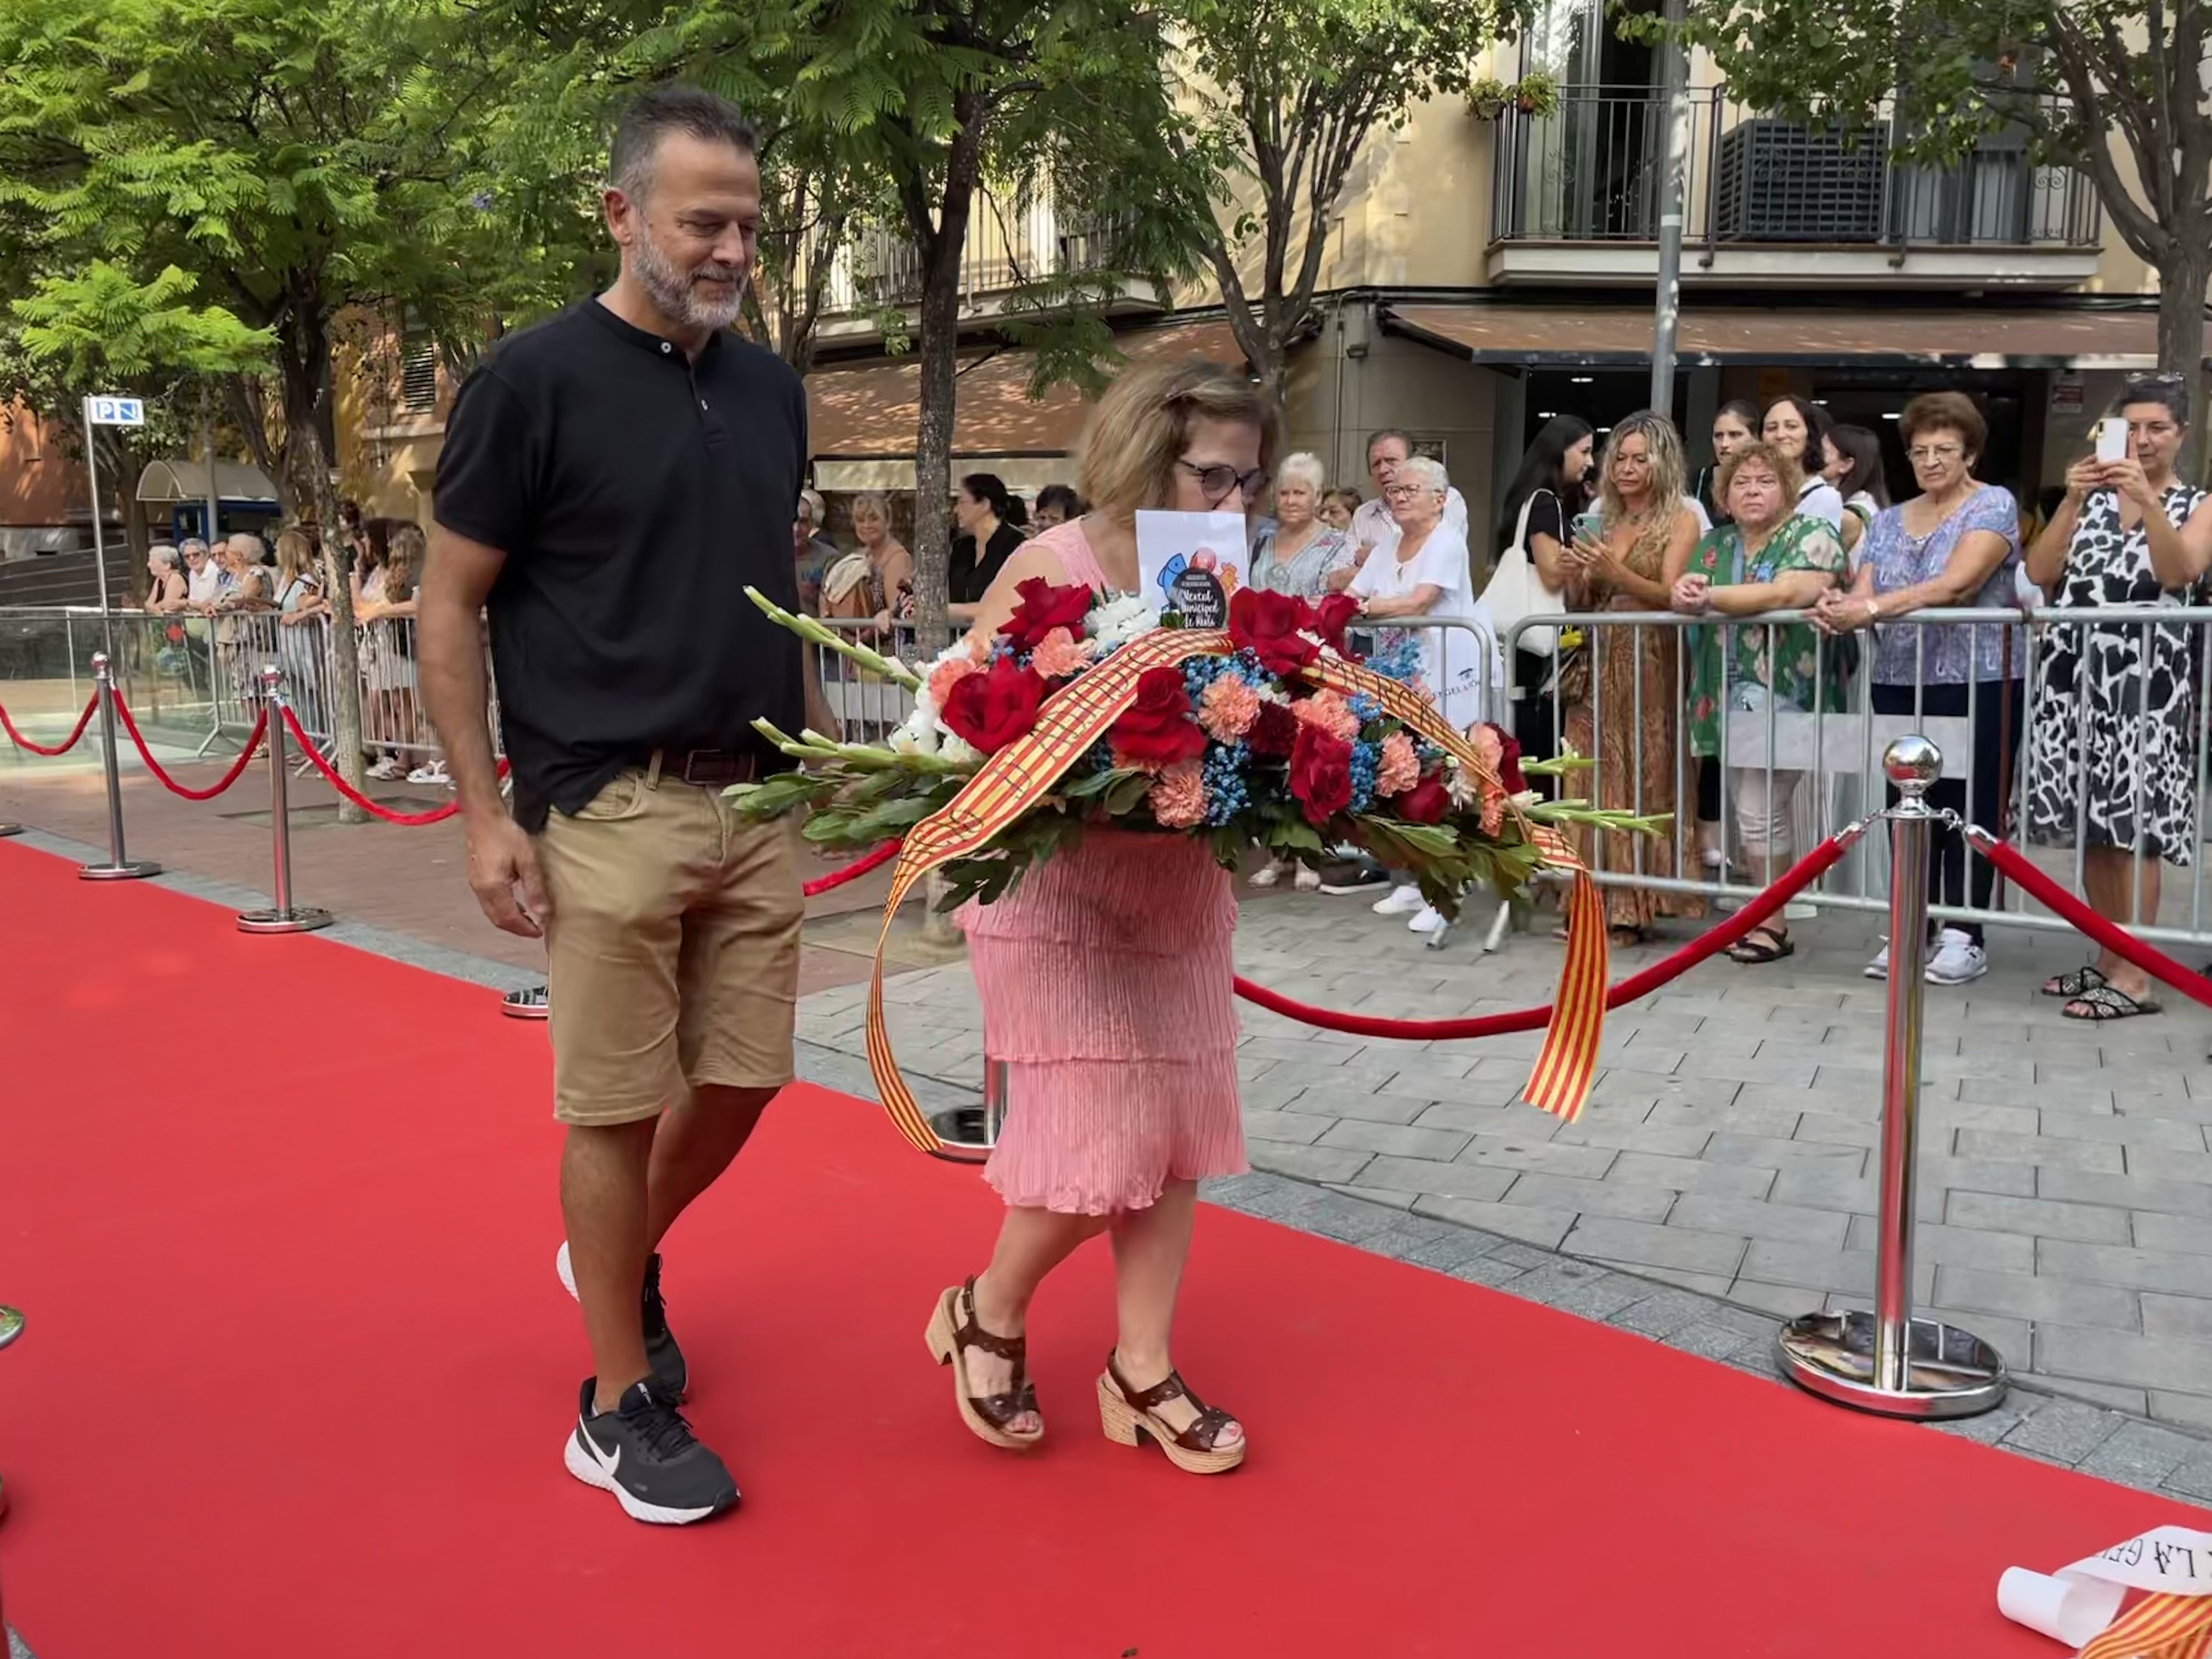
[1713,117,1888,242]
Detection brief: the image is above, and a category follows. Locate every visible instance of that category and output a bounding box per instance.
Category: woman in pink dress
[924,360,1277,1476]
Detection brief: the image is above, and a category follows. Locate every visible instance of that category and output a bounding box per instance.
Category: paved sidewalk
[803,885,2212,1434]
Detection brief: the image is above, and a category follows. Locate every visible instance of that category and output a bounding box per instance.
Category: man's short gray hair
[610,83,758,203]
[1397,455,1449,495]
[1276,452,1327,495]
[180,537,208,559]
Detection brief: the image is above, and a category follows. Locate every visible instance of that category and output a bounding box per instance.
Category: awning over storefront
[806,318,1243,488]
[1383,302,2202,371]
[134,459,279,504]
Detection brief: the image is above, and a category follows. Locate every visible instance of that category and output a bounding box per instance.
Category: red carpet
[0,839,2202,1657]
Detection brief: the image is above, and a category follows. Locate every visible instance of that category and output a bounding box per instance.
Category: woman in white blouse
[1350,454,1477,934]
[1763,396,1846,532]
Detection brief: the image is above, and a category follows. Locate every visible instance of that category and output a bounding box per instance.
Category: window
[399,312,436,414]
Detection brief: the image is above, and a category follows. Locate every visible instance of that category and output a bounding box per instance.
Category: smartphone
[2096,416,2129,464]
[1571,511,1603,544]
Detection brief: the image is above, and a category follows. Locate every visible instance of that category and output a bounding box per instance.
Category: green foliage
[1167,0,1530,390]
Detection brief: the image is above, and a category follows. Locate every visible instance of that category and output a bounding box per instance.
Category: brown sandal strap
[1108,1356,1235,1451]
[970,1378,1040,1430]
[955,1278,1027,1362]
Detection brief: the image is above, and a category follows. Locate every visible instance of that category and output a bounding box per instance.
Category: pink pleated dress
[958,521,1249,1215]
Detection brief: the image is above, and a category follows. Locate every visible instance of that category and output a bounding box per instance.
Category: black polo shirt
[433,300,807,829]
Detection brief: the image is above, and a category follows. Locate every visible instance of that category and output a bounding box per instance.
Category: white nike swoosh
[581,1424,620,1477]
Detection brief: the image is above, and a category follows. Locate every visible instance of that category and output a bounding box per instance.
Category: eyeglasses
[1383,483,1435,500]
[1908,445,1965,464]
[1177,458,1269,506]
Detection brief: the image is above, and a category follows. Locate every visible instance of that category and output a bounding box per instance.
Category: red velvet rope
[1231,831,1856,1040]
[802,838,900,896]
[1971,831,2212,1015]
[281,707,464,826]
[111,694,267,801]
[0,695,98,757]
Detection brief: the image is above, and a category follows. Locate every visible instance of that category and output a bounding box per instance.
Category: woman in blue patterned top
[1813,392,2024,988]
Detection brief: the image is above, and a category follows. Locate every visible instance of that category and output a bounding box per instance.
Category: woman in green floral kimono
[1671,442,1848,963]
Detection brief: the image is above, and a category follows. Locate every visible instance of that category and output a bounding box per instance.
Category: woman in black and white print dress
[2024,379,2212,1020]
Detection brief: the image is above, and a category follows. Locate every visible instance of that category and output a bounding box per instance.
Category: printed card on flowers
[1136,510,1249,629]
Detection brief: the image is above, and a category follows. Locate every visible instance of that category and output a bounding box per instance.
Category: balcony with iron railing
[817,183,1150,333]
[1486,85,2102,287]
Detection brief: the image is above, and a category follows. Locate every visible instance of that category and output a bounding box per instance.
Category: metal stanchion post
[236,665,332,935]
[926,1058,1006,1164]
[0,823,19,838]
[1777,736,2007,1418]
[78,652,161,882]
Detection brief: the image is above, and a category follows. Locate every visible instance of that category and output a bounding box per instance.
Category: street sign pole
[1649,0,1691,417]
[81,395,147,664]
[81,396,114,661]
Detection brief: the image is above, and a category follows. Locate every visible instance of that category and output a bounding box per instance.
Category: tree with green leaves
[0,264,268,594]
[1168,0,1529,401]
[0,0,569,803]
[1675,0,2212,470]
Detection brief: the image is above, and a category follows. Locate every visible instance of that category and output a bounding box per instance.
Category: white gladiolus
[940,734,983,768]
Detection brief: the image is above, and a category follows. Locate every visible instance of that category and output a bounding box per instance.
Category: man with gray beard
[421,82,833,1526]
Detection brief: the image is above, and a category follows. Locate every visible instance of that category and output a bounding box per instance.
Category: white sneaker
[366,756,403,780]
[1372,883,1424,916]
[1408,904,1447,935]
[1248,861,1283,888]
[1293,865,1322,892]
[1864,939,1890,980]
[1924,927,1988,985]
[407,762,448,785]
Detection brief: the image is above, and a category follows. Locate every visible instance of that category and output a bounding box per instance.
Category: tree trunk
[906,121,983,652]
[280,319,369,825]
[2158,239,2212,484]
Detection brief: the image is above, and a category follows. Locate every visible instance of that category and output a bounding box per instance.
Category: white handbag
[1478,489,1567,657]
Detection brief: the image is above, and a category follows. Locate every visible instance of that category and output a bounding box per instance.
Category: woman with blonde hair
[1562,410,1706,944]
[925,359,1274,1477]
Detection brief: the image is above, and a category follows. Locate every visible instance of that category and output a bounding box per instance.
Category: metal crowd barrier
[1506,602,2212,949]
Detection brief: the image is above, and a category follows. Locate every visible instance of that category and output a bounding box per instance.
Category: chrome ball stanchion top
[0,823,20,838]
[926,1058,1006,1165]
[1776,735,2008,1418]
[0,1304,19,1527]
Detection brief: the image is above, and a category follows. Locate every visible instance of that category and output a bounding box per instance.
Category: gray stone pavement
[804,884,2212,1436]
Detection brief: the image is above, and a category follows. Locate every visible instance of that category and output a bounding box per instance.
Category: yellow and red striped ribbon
[2080,1594,2212,1659]
[864,634,1608,1153]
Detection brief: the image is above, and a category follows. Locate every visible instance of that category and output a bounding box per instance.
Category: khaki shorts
[535,766,804,1126]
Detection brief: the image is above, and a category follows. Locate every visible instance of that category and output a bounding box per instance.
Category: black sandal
[2042,965,2108,998]
[1097,1354,1245,1475]
[2062,985,2160,1022]
[1728,925,1795,964]
[924,1279,1042,1449]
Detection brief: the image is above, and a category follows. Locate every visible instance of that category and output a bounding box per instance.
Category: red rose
[1289,724,1354,826]
[1398,770,1452,825]
[1110,665,1207,768]
[1000,577,1094,653]
[1483,723,1526,794]
[1228,586,1321,678]
[1248,699,1299,758]
[1310,592,1363,661]
[940,655,1046,753]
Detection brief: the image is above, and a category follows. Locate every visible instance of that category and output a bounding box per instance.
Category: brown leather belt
[644,748,761,787]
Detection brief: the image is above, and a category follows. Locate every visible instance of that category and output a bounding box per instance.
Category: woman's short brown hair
[1078,360,1282,518]
[1713,440,1803,512]
[1900,391,1987,460]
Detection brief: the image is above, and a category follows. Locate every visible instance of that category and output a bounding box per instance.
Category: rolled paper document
[1999,1527,2212,1653]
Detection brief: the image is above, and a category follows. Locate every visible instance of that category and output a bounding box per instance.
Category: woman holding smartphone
[2021,378,2212,1020]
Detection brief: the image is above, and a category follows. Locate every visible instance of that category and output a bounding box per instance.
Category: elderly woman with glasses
[2021,377,2212,1021]
[1813,391,2023,988]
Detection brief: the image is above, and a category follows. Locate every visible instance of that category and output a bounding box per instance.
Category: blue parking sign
[85,395,145,426]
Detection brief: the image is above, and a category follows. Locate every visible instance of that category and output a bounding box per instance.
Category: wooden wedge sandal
[1097,1355,1245,1475]
[924,1279,1043,1450]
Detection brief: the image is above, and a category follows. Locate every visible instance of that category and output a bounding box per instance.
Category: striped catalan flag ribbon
[2079,1595,2212,1659]
[863,633,1609,1154]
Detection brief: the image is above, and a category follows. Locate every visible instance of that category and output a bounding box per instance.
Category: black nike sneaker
[563,1378,739,1525]
[556,1243,689,1399]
